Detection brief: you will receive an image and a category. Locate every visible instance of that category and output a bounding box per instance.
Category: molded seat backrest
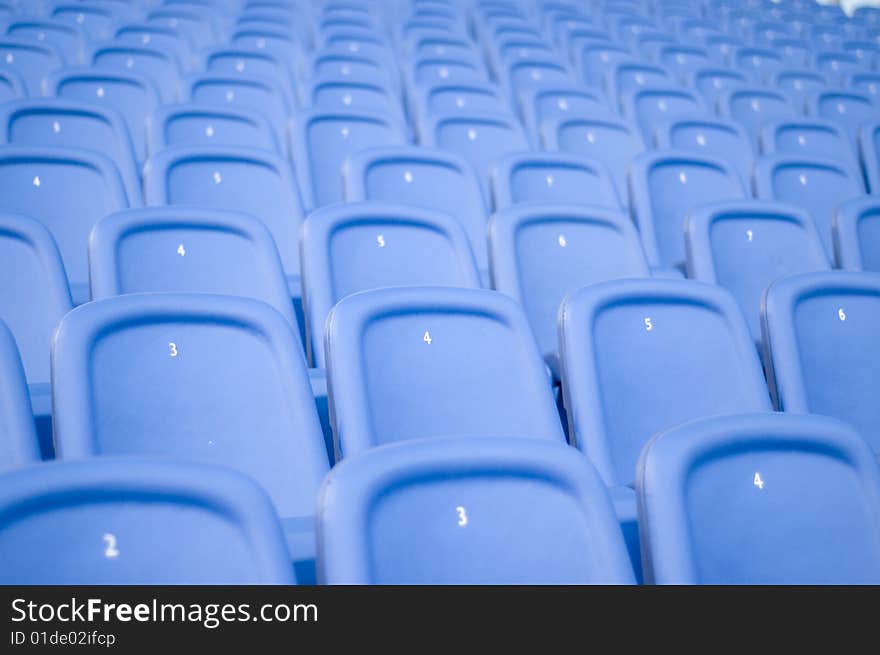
[143,145,305,286]
[0,98,142,205]
[690,67,749,109]
[89,207,296,326]
[5,19,87,66]
[0,319,39,472]
[419,110,529,205]
[291,108,407,209]
[0,212,72,387]
[146,103,281,156]
[773,69,828,112]
[762,271,880,454]
[344,146,489,278]
[559,278,771,487]
[0,459,296,584]
[90,42,183,103]
[629,149,746,270]
[52,293,328,519]
[606,60,672,112]
[518,83,607,143]
[325,287,566,459]
[489,204,650,367]
[621,85,707,144]
[46,67,161,163]
[718,87,797,148]
[686,200,831,340]
[490,152,621,210]
[759,118,858,172]
[833,197,880,271]
[0,146,129,305]
[0,37,64,96]
[318,437,635,584]
[753,154,865,258]
[0,69,24,103]
[541,114,644,207]
[808,89,877,145]
[637,413,880,584]
[653,116,754,185]
[301,203,480,367]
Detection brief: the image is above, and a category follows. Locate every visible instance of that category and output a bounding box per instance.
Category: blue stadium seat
[186,73,292,145]
[621,85,707,144]
[653,116,754,186]
[0,68,23,102]
[148,5,220,52]
[685,200,831,341]
[0,211,72,423]
[488,204,650,375]
[753,154,865,258]
[688,66,749,110]
[541,114,644,207]
[629,149,746,272]
[317,437,635,584]
[834,197,880,272]
[701,33,743,64]
[762,271,880,454]
[0,37,63,96]
[52,293,329,578]
[604,59,672,113]
[730,45,784,83]
[89,207,297,327]
[309,49,401,96]
[575,41,630,87]
[499,54,572,110]
[637,413,880,584]
[90,42,184,103]
[302,72,403,120]
[846,72,880,105]
[324,287,565,459]
[559,278,770,488]
[291,108,407,209]
[45,67,161,164]
[759,118,858,173]
[5,19,87,66]
[50,2,120,43]
[0,146,129,305]
[201,45,297,105]
[717,87,798,148]
[860,120,880,193]
[142,146,306,303]
[812,51,866,86]
[490,152,621,210]
[419,110,528,205]
[230,24,305,70]
[0,98,142,206]
[344,146,490,282]
[517,82,607,144]
[0,318,39,471]
[769,39,813,68]
[656,44,712,85]
[773,69,828,113]
[146,103,281,156]
[807,89,877,146]
[301,203,480,367]
[112,21,196,73]
[0,459,296,584]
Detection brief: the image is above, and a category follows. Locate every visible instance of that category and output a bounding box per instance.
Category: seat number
[168,342,178,357]
[423,331,432,345]
[753,472,764,490]
[103,533,119,558]
[838,308,846,321]
[644,317,653,331]
[177,244,186,257]
[456,506,468,527]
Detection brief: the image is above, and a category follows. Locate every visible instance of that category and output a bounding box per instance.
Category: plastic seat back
[834,197,880,271]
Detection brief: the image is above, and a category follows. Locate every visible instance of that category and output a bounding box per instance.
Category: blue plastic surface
[325,287,565,459]
[0,459,296,584]
[761,271,880,454]
[490,152,622,210]
[489,204,650,374]
[89,207,297,328]
[834,196,880,271]
[620,85,707,144]
[344,146,490,279]
[90,42,183,103]
[653,116,754,185]
[0,37,63,96]
[759,118,859,172]
[718,87,798,148]
[637,413,880,584]
[685,200,831,341]
[629,149,746,271]
[0,319,39,471]
[559,278,771,487]
[301,202,480,367]
[753,154,864,258]
[318,437,635,584]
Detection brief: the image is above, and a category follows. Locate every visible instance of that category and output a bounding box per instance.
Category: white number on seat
[746,229,753,242]
[753,472,764,490]
[456,506,468,527]
[177,244,186,257]
[376,234,385,248]
[103,533,119,558]
[168,342,178,357]
[423,331,432,345]
[644,317,653,331]
[838,308,846,321]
